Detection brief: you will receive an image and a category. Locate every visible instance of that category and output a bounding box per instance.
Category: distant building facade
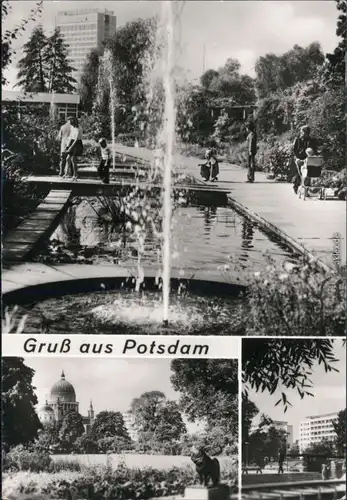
[250,420,294,446]
[122,411,139,442]
[2,90,80,120]
[299,412,338,452]
[55,8,117,84]
[38,371,95,434]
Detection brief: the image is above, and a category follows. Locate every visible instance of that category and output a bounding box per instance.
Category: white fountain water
[102,49,117,171]
[161,0,176,324]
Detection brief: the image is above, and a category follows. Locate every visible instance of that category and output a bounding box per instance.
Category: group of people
[198,120,317,193]
[57,115,317,190]
[57,116,111,184]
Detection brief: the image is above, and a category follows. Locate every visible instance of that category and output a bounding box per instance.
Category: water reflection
[239,219,255,262]
[39,197,295,273]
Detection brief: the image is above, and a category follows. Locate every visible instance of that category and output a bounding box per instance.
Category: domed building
[38,371,95,434]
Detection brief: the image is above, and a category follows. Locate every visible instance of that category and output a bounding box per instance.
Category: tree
[79,48,103,112]
[35,421,61,453]
[91,411,130,441]
[200,69,219,90]
[208,58,256,103]
[74,434,99,454]
[303,440,336,472]
[58,410,85,451]
[325,0,346,85]
[45,27,76,93]
[242,339,345,411]
[170,360,238,436]
[17,26,48,92]
[153,401,187,443]
[255,43,325,97]
[333,409,346,456]
[97,435,133,453]
[1,0,43,85]
[288,441,300,458]
[248,423,287,464]
[130,391,166,433]
[2,357,42,450]
[131,392,186,445]
[105,17,157,106]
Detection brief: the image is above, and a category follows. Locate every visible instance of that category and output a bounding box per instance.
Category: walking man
[278,449,285,474]
[57,116,72,177]
[246,122,257,183]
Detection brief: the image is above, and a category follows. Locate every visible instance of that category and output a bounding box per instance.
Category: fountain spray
[162,0,176,325]
[103,49,117,171]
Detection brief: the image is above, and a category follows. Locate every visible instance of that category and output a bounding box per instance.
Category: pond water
[14,196,298,335]
[35,197,297,273]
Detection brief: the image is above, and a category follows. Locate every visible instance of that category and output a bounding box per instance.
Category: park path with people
[116,143,346,269]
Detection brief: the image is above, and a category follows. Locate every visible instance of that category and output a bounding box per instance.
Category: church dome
[50,371,76,403]
[40,402,54,413]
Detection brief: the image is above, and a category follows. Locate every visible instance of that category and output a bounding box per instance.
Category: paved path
[3,190,72,264]
[114,144,346,269]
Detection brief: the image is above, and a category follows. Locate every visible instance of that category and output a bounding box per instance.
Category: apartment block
[56,8,117,84]
[299,412,338,452]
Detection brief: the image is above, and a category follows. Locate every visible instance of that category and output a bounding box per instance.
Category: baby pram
[298,156,324,200]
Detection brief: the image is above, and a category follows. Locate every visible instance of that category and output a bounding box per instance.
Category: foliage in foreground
[242,338,345,411]
[2,460,237,499]
[225,255,346,336]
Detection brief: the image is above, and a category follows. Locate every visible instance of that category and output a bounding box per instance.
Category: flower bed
[2,464,221,499]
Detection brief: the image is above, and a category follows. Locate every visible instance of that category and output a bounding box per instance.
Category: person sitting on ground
[199,147,219,182]
[98,138,111,184]
[246,121,257,183]
[57,117,72,177]
[292,125,317,194]
[64,116,83,181]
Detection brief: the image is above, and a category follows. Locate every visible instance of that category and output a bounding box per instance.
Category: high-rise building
[55,8,117,85]
[299,412,338,452]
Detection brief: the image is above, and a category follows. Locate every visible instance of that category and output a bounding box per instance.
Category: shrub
[260,140,296,180]
[220,254,346,336]
[5,445,52,472]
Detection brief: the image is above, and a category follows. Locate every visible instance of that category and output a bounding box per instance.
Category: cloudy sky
[3,0,339,89]
[246,340,346,441]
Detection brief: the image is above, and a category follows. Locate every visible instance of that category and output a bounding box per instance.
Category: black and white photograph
[2,358,238,500]
[1,0,346,335]
[241,338,346,500]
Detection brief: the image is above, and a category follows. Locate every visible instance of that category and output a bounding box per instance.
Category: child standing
[98,138,111,184]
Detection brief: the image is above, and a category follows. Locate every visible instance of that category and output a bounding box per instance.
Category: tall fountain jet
[102,49,117,171]
[161,0,176,325]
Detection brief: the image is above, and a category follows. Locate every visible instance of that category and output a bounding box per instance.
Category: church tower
[88,400,95,423]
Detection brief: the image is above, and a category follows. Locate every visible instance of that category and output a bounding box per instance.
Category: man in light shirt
[57,117,72,176]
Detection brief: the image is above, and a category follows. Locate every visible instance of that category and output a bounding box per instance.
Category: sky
[2,0,339,89]
[246,340,346,441]
[25,357,201,432]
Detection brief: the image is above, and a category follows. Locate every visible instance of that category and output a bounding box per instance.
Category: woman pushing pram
[198,148,219,182]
